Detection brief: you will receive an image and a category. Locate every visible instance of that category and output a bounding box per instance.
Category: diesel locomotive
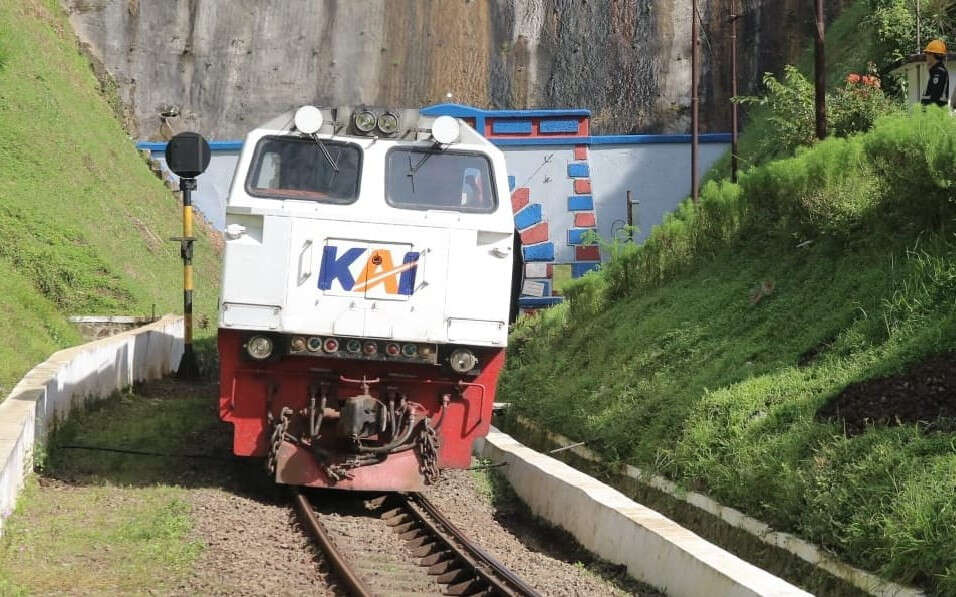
[218,105,516,491]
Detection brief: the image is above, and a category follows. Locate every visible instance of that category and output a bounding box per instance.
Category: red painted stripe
[574,179,592,194]
[511,188,530,213]
[576,245,600,261]
[574,212,596,227]
[520,222,549,245]
[574,145,588,160]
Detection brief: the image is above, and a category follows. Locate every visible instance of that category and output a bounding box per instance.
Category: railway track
[293,489,542,596]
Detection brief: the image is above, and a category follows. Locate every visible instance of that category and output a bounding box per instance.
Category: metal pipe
[730,0,739,182]
[691,0,700,203]
[815,0,827,140]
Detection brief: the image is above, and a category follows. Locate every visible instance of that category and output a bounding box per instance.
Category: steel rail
[400,492,542,597]
[292,489,373,597]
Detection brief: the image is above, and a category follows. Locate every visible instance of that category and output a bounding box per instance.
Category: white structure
[219,107,515,348]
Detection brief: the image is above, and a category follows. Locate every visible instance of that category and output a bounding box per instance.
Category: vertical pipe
[916,0,921,53]
[691,0,700,203]
[626,190,633,230]
[814,0,827,140]
[730,0,739,183]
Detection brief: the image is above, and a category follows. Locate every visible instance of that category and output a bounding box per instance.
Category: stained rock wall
[63,0,852,139]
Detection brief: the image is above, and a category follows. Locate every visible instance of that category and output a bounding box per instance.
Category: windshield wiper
[310,134,339,172]
[405,151,436,194]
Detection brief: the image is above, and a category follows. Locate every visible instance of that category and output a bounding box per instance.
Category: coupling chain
[417,419,441,484]
[266,406,293,475]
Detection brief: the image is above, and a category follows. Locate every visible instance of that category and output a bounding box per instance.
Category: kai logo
[318,245,420,295]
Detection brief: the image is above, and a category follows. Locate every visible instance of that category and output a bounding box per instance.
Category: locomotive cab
[218,106,515,491]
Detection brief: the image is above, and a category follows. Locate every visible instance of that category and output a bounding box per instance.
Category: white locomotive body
[219,107,514,349]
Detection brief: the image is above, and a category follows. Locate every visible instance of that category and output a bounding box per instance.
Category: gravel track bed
[309,492,443,596]
[175,488,333,596]
[422,467,662,596]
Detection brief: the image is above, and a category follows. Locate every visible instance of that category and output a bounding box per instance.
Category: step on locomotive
[218,105,518,491]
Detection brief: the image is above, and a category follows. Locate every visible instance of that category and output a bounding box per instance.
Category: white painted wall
[0,316,184,533]
[590,143,729,243]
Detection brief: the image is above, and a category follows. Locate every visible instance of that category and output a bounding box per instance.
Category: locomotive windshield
[246,136,361,202]
[385,149,496,213]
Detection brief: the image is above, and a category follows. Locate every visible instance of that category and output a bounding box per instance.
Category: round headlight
[431,115,460,144]
[294,105,324,135]
[401,343,418,358]
[449,348,477,373]
[247,335,273,360]
[323,337,339,353]
[290,336,306,352]
[385,342,401,357]
[353,110,376,133]
[377,112,399,135]
[363,341,378,356]
[346,339,362,353]
[307,337,323,352]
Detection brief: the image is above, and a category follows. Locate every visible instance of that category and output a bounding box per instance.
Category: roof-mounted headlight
[294,105,324,134]
[377,112,399,135]
[353,110,377,133]
[431,115,460,145]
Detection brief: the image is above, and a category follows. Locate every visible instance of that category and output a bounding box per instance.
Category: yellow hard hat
[924,39,947,55]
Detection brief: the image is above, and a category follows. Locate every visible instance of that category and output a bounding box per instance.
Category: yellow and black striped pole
[176,177,200,379]
[164,132,210,380]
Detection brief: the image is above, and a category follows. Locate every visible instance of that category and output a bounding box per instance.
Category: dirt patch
[817,353,956,435]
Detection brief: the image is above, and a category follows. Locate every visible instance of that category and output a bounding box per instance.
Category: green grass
[501,108,956,594]
[0,481,201,595]
[0,0,221,393]
[0,379,258,594]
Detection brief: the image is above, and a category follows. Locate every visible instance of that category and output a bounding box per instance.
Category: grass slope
[501,107,956,594]
[0,0,221,394]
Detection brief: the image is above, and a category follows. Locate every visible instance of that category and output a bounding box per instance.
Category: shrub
[736,66,897,160]
[862,107,956,228]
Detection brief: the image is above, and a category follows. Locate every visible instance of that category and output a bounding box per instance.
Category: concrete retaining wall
[476,428,811,597]
[0,315,184,532]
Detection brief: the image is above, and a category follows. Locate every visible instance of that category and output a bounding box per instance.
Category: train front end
[218,106,515,491]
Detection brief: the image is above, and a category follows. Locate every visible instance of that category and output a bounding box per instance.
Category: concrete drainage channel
[0,322,811,595]
[0,315,184,530]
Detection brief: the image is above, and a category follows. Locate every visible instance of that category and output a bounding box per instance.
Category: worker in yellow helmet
[921,39,950,107]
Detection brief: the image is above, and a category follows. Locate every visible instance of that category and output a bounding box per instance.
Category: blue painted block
[567,195,594,211]
[572,262,601,278]
[523,242,555,262]
[568,228,597,245]
[539,119,580,134]
[508,175,516,191]
[567,163,590,178]
[513,204,542,230]
[519,296,564,308]
[492,119,532,134]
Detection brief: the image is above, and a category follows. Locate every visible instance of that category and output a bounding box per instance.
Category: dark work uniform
[921,62,950,107]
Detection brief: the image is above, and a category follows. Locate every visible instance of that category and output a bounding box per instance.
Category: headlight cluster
[285,335,437,363]
[352,109,400,137]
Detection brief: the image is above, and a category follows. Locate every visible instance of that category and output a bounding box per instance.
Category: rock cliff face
[63,0,852,139]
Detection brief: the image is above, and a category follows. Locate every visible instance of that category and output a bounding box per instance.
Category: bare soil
[817,353,956,435]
